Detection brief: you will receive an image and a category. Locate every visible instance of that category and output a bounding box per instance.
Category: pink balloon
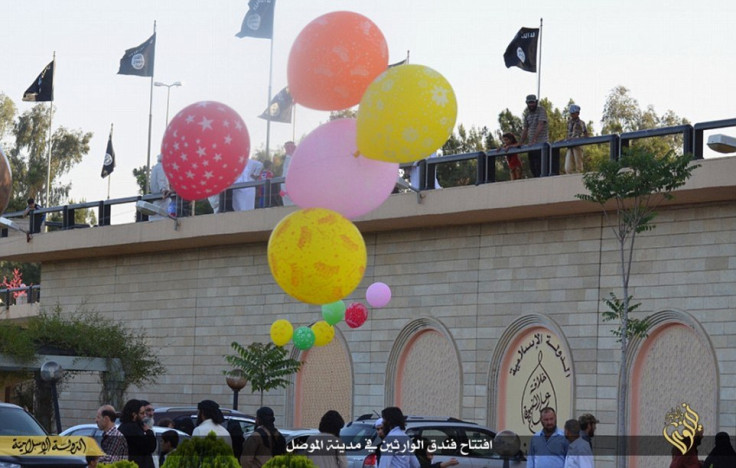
[345,302,368,328]
[286,119,398,219]
[366,282,391,308]
[161,101,250,201]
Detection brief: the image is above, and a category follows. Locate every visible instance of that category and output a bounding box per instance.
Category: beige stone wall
[294,334,353,428]
[24,199,735,468]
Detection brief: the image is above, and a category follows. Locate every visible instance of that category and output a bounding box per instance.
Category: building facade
[2,156,735,468]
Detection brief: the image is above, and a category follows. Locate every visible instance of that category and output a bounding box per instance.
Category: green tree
[0,306,166,430]
[575,148,698,466]
[438,124,497,187]
[133,165,147,195]
[0,93,92,289]
[329,107,358,120]
[224,342,303,407]
[497,109,523,137]
[601,86,689,158]
[7,103,92,210]
[0,93,17,147]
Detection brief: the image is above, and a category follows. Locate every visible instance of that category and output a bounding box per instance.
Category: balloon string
[353,151,361,158]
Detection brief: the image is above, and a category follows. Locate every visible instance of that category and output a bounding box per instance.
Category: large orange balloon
[287,11,388,111]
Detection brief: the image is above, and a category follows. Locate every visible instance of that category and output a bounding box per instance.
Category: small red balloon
[345,302,368,328]
[161,101,250,201]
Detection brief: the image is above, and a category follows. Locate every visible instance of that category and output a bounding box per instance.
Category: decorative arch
[384,318,462,416]
[488,314,574,435]
[628,309,718,449]
[287,327,354,428]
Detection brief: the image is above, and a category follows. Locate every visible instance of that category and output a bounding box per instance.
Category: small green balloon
[321,300,346,325]
[293,326,316,351]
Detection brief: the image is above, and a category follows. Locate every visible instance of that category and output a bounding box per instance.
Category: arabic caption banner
[0,436,104,457]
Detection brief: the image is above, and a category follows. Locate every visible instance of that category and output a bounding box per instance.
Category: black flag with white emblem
[118,33,156,77]
[258,86,293,123]
[101,130,115,178]
[236,0,276,39]
[23,60,55,102]
[503,27,539,73]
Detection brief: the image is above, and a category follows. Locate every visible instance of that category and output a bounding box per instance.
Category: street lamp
[707,134,736,154]
[136,200,180,230]
[40,361,64,434]
[0,216,32,242]
[154,81,182,125]
[225,370,247,411]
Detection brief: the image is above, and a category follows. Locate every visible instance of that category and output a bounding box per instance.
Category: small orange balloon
[288,11,388,111]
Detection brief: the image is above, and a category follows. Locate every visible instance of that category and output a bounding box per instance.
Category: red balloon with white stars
[161,101,250,201]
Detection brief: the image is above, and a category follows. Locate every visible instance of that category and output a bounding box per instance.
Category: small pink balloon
[366,282,391,308]
[286,119,398,219]
[345,302,369,328]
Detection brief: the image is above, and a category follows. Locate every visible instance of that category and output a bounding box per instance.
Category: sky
[3,0,735,224]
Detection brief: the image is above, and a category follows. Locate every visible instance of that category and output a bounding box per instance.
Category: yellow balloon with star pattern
[356,64,457,164]
[268,208,367,305]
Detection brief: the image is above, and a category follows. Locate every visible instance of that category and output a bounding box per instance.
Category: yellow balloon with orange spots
[311,321,335,347]
[356,64,457,163]
[268,208,367,305]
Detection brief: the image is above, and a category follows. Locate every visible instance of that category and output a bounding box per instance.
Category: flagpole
[537,18,543,99]
[291,106,296,141]
[145,20,157,194]
[108,123,113,200]
[44,52,56,207]
[265,35,275,159]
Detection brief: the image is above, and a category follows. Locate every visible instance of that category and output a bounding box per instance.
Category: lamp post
[40,361,64,434]
[154,81,182,125]
[225,370,247,411]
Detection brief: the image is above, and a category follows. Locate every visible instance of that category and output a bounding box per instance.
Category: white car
[0,402,87,467]
[61,423,189,468]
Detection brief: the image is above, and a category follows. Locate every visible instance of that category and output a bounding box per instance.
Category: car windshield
[0,406,48,436]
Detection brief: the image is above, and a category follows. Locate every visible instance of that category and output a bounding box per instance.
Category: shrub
[262,454,318,468]
[161,432,240,468]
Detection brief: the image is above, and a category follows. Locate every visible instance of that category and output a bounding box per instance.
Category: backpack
[256,426,287,456]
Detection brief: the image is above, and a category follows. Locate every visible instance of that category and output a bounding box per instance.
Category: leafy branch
[224,342,303,407]
[601,293,650,342]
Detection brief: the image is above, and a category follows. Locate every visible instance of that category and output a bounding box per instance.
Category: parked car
[153,406,256,435]
[61,423,189,468]
[340,414,526,468]
[0,401,87,467]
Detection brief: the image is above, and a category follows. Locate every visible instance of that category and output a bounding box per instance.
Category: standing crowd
[500,94,589,181]
[142,93,591,221]
[83,399,735,468]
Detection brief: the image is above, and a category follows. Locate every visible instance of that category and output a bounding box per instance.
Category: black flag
[118,33,156,77]
[236,0,276,39]
[503,27,539,73]
[258,87,293,123]
[23,60,54,102]
[101,130,115,178]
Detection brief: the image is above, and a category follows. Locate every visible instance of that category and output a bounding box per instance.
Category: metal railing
[1,285,41,310]
[0,118,732,239]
